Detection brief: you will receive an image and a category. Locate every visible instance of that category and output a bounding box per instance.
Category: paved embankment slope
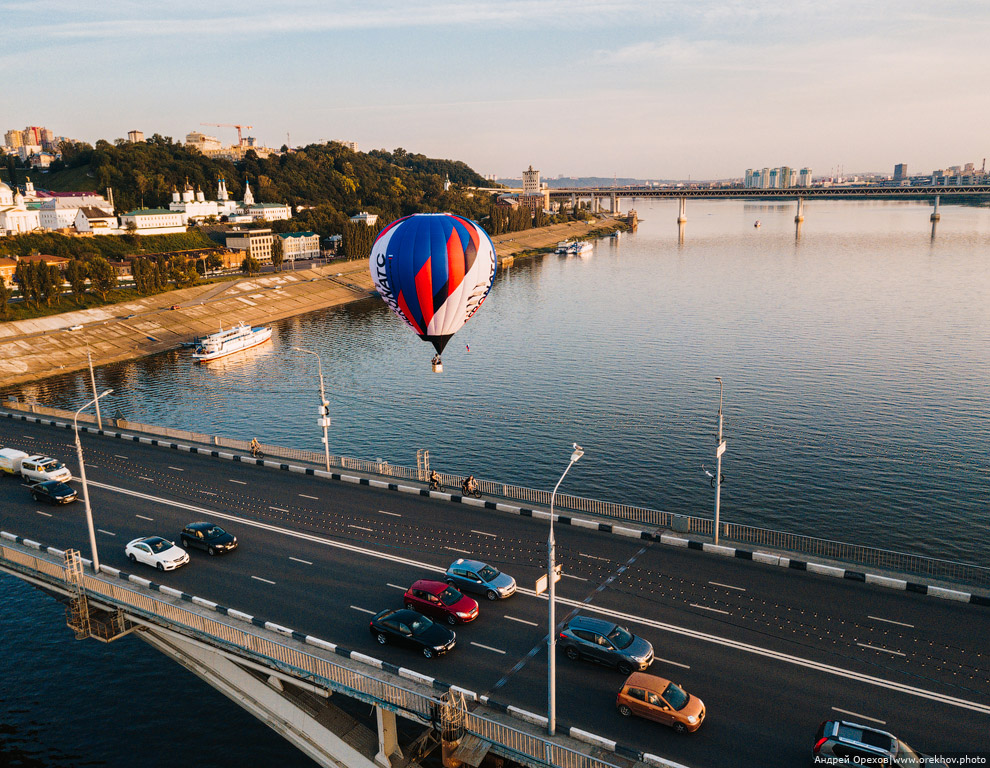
[0,219,622,388]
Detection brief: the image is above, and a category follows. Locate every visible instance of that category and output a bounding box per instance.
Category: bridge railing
[0,540,625,768]
[5,401,988,588]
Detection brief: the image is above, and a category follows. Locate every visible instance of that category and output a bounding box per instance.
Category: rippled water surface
[3,198,990,765]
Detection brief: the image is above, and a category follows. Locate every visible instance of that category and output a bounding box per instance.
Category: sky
[4,0,989,180]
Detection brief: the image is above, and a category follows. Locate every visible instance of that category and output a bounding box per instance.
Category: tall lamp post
[292,346,331,472]
[714,378,726,545]
[548,442,584,736]
[74,388,113,573]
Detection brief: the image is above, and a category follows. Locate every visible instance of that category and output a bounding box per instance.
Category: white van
[0,448,30,476]
[21,455,73,483]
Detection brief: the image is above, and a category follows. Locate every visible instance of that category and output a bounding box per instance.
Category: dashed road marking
[563,573,588,581]
[857,643,905,657]
[655,657,691,670]
[690,603,729,615]
[168,466,184,472]
[35,510,52,517]
[201,491,217,496]
[445,546,471,554]
[289,556,313,565]
[709,581,746,591]
[471,642,506,654]
[135,514,154,521]
[299,494,319,500]
[378,510,401,517]
[505,615,538,627]
[349,525,373,532]
[579,553,609,561]
[387,583,406,590]
[831,707,886,725]
[114,455,129,459]
[22,435,35,439]
[471,530,497,537]
[251,575,276,585]
[139,476,154,481]
[230,479,247,485]
[868,616,915,629]
[97,529,116,536]
[351,606,376,615]
[270,506,289,512]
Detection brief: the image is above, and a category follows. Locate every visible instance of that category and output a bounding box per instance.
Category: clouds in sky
[5,0,988,178]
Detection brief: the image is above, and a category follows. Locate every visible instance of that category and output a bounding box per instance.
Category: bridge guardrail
[5,401,988,589]
[0,539,625,768]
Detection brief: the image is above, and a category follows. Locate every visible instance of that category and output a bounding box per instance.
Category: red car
[404,579,479,625]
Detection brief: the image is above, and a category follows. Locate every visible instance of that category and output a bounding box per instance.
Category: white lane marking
[85,479,990,717]
[709,581,746,591]
[579,553,609,561]
[563,573,588,581]
[97,529,116,536]
[655,657,691,669]
[690,603,730,615]
[470,642,506,654]
[135,514,154,521]
[114,454,129,459]
[505,615,539,627]
[35,510,53,517]
[168,466,184,472]
[386,583,407,590]
[831,707,886,725]
[857,642,906,657]
[377,510,401,517]
[445,546,471,553]
[139,476,154,481]
[22,435,35,439]
[349,525,373,532]
[868,615,915,629]
[87,465,99,469]
[270,506,289,512]
[251,575,276,585]
[289,556,313,565]
[201,491,217,496]
[351,606,376,615]
[471,530,497,537]
[299,494,319,500]
[229,479,247,485]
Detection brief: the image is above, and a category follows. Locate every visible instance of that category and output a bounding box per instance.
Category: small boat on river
[192,322,272,362]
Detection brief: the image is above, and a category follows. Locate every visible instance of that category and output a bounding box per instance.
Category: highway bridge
[1,413,988,768]
[548,184,990,202]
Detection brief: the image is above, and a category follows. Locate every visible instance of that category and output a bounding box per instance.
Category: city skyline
[4,0,988,179]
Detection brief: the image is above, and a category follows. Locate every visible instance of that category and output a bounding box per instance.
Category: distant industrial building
[894,163,907,182]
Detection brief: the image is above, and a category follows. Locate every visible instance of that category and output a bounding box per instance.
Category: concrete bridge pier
[930,195,940,237]
[610,191,618,214]
[794,197,805,223]
[677,197,687,224]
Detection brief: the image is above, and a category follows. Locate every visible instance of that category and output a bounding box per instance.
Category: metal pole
[548,443,583,736]
[714,378,724,545]
[74,389,112,573]
[293,347,331,472]
[87,351,102,430]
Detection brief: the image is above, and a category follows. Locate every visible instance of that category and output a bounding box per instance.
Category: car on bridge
[558,615,654,674]
[616,673,705,734]
[369,608,456,659]
[20,455,72,484]
[813,719,933,765]
[180,522,238,555]
[444,558,516,601]
[404,579,479,625]
[30,479,77,505]
[125,536,190,571]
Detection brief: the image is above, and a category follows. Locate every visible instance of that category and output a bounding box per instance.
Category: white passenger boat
[555,240,575,253]
[192,322,272,362]
[569,241,593,255]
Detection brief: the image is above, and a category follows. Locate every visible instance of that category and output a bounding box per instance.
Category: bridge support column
[375,706,403,768]
[677,197,687,224]
[931,195,940,237]
[794,197,805,223]
[610,192,617,213]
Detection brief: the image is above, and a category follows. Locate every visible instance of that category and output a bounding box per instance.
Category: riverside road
[1,417,987,766]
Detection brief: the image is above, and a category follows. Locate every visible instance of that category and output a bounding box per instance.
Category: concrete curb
[5,409,988,611]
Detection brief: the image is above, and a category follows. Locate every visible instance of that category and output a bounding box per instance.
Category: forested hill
[7,136,493,226]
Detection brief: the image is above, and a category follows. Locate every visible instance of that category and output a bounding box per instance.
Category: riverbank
[0,217,624,387]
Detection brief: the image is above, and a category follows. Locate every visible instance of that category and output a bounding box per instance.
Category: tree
[66,259,89,301]
[45,264,63,306]
[169,257,198,288]
[87,257,118,300]
[0,278,10,320]
[14,261,40,306]
[271,236,284,272]
[241,255,260,275]
[205,253,223,273]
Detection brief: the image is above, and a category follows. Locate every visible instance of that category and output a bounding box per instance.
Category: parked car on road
[369,608,456,658]
[180,522,238,555]
[125,536,190,571]
[30,480,78,505]
[813,719,934,765]
[404,579,478,625]
[616,672,706,734]
[558,615,654,674]
[444,558,516,601]
[20,455,72,483]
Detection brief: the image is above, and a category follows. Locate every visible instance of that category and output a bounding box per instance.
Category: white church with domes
[168,177,290,223]
[0,179,41,235]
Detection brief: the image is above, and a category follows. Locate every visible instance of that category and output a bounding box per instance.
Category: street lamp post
[714,378,725,545]
[292,346,331,472]
[548,442,584,736]
[74,388,113,573]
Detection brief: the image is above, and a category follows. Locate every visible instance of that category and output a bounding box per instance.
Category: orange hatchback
[616,672,706,734]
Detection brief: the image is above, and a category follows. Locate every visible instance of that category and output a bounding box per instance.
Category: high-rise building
[522,165,540,195]
[893,163,907,181]
[4,129,24,148]
[779,167,793,188]
[127,130,145,143]
[798,168,813,187]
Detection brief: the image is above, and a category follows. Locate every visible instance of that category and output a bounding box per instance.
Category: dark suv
[558,615,654,674]
[813,719,934,765]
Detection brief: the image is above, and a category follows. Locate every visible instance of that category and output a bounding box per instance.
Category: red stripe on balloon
[397,290,423,335]
[414,257,434,328]
[446,229,465,294]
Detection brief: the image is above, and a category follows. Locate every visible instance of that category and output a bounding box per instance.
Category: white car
[21,455,72,483]
[125,536,190,571]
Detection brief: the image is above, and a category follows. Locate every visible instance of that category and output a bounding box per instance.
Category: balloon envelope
[370,213,496,355]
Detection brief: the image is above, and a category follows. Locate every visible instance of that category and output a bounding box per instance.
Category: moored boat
[192,322,272,362]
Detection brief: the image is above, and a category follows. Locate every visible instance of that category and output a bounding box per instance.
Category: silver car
[444,558,516,601]
[558,615,654,674]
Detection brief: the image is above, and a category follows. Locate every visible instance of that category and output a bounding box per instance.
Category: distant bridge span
[547,185,990,202]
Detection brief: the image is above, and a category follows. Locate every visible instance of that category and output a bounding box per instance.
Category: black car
[179,522,238,555]
[369,608,456,659]
[31,480,77,505]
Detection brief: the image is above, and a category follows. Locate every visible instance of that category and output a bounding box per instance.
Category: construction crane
[201,123,254,147]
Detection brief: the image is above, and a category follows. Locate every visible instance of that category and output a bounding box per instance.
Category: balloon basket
[432,360,443,373]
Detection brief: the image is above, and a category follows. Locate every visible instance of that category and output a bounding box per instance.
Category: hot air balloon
[370,213,496,371]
